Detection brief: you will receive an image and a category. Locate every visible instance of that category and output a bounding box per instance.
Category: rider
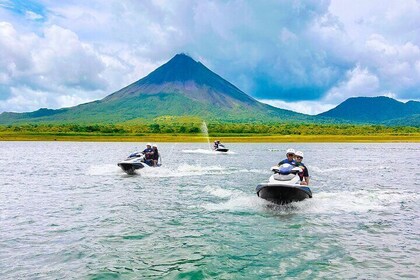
[294,151,309,185]
[142,143,154,165]
[213,140,220,150]
[278,148,296,166]
[152,144,159,167]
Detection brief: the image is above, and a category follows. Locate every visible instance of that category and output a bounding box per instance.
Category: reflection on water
[0,142,419,279]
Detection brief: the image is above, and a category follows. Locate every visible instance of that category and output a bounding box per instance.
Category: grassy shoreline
[0,132,419,142]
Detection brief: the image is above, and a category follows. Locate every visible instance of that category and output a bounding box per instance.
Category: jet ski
[117,152,157,175]
[214,144,229,152]
[256,163,312,204]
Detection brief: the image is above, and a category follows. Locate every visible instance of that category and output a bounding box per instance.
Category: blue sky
[0,0,419,115]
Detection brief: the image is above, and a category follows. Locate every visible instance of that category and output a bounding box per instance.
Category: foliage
[0,122,418,136]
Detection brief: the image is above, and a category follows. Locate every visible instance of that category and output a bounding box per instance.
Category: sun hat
[295,151,304,158]
[286,148,295,155]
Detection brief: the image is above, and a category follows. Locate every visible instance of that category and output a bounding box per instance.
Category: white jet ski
[214,144,229,152]
[256,163,312,204]
[117,152,158,175]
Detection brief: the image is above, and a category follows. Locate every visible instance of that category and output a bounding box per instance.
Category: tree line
[0,122,418,135]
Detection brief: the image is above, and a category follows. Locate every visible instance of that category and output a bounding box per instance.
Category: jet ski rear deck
[256,183,312,204]
[256,164,312,204]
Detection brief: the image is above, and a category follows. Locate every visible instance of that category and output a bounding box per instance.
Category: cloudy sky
[0,0,419,115]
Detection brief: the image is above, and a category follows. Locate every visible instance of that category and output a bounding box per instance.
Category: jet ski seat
[273,173,295,181]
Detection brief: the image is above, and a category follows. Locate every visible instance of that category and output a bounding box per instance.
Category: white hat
[286,148,295,154]
[146,143,152,146]
[152,144,157,148]
[295,151,304,158]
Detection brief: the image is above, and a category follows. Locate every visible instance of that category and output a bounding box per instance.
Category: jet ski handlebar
[271,165,280,172]
[128,152,145,159]
[271,165,303,175]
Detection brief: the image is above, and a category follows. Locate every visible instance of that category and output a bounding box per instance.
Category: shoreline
[0,133,419,142]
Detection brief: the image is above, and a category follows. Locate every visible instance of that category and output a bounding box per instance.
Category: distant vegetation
[0,122,418,136]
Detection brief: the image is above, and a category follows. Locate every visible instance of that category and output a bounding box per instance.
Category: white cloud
[0,85,106,113]
[415,60,420,76]
[363,35,420,96]
[55,93,96,108]
[25,11,43,20]
[324,66,380,104]
[0,21,153,112]
[259,99,336,115]
[0,0,419,115]
[280,28,297,43]
[0,87,49,113]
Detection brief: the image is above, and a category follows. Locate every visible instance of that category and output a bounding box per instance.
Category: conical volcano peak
[169,53,197,64]
[138,53,211,84]
[105,52,260,105]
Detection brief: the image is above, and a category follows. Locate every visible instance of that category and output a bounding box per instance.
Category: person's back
[295,151,309,185]
[278,148,296,166]
[152,147,159,160]
[152,145,159,166]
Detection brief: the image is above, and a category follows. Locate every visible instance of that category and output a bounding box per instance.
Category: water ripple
[0,142,418,279]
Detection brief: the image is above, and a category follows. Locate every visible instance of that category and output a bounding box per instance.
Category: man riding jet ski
[117,144,160,175]
[256,151,312,204]
[213,140,229,152]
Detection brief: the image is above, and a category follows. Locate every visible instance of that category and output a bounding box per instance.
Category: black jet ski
[214,144,229,152]
[256,163,312,204]
[117,152,157,175]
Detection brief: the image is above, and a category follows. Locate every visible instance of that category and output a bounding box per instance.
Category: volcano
[0,53,309,124]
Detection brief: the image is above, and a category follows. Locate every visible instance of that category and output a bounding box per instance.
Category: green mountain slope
[318,96,420,124]
[382,114,420,126]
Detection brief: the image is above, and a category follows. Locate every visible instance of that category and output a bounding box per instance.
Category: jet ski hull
[118,162,145,175]
[215,148,229,152]
[256,184,312,204]
[117,161,146,175]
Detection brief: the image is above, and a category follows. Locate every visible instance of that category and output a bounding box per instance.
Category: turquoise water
[0,142,419,279]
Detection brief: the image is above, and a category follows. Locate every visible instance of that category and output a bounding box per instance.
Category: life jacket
[295,162,305,169]
[143,148,153,159]
[278,158,296,166]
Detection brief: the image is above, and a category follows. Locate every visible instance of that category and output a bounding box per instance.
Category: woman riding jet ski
[118,144,160,175]
[256,163,312,204]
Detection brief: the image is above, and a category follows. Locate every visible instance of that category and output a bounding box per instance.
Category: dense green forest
[0,122,418,136]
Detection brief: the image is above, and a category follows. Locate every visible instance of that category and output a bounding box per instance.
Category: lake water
[0,142,419,279]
